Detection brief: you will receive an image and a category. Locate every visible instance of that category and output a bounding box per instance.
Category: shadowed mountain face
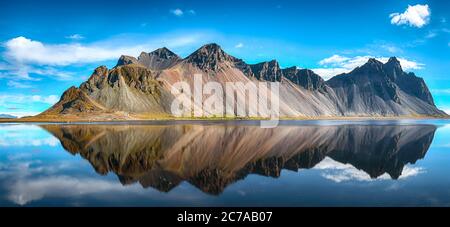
[42,123,436,195]
[38,43,446,119]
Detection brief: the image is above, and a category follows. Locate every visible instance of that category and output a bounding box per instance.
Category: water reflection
[41,123,436,195]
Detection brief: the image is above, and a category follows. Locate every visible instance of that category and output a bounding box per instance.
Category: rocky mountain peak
[185,43,236,71]
[116,55,138,66]
[249,60,282,82]
[383,57,403,79]
[137,47,181,70]
[144,47,180,60]
[282,67,326,92]
[387,56,400,64]
[366,58,384,68]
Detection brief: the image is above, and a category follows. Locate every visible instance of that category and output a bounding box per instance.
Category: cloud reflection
[315,157,425,183]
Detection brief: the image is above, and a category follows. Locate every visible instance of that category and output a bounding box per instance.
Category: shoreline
[1,115,449,124]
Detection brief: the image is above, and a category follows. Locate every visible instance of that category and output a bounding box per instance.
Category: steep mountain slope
[37,43,446,119]
[42,64,174,119]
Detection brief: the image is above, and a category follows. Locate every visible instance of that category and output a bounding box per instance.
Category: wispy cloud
[390,4,430,28]
[7,80,32,89]
[425,31,437,39]
[312,55,424,80]
[65,34,84,40]
[432,89,450,94]
[235,42,244,48]
[0,94,59,106]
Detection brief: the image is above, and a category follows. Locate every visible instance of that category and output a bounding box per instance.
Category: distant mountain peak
[387,56,400,64]
[136,47,181,70]
[116,55,138,66]
[367,58,383,65]
[144,47,180,60]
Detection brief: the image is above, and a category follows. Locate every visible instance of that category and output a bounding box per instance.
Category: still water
[0,120,449,207]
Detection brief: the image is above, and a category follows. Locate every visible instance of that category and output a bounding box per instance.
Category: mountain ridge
[34,43,446,120]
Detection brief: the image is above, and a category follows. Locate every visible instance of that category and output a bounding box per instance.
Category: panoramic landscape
[1,0,450,221]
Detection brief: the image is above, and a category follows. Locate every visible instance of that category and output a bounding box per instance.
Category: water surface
[0,120,450,206]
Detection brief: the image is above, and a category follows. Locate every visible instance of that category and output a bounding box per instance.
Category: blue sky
[0,0,449,116]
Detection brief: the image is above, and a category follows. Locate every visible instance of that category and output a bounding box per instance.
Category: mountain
[327,57,442,116]
[42,123,436,195]
[0,114,17,119]
[36,43,446,120]
[116,47,181,70]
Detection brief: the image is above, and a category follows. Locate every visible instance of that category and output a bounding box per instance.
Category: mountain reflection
[41,123,436,195]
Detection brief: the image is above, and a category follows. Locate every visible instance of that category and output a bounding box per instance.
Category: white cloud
[313,55,424,80]
[188,9,196,15]
[171,8,184,16]
[65,34,84,40]
[318,54,349,65]
[7,80,32,88]
[4,36,129,66]
[390,4,430,28]
[3,34,205,66]
[235,42,244,48]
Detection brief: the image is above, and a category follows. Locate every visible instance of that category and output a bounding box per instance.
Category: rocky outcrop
[249,60,283,82]
[282,67,327,92]
[136,47,181,70]
[42,123,437,195]
[116,55,139,66]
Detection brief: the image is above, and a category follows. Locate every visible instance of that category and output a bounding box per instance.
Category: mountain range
[35,43,446,120]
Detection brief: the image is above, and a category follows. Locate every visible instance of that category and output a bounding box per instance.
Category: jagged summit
[282,67,327,92]
[184,43,238,71]
[141,47,180,60]
[116,55,138,66]
[249,60,283,82]
[387,56,400,64]
[137,47,181,70]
